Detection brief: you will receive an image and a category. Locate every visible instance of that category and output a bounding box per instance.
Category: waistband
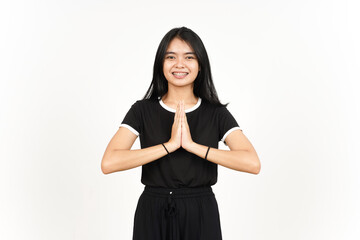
[143,185,214,240]
[143,185,214,199]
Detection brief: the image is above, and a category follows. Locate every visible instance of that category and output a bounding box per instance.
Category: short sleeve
[119,101,142,136]
[217,106,242,146]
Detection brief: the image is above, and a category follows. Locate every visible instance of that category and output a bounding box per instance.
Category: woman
[101,26,261,240]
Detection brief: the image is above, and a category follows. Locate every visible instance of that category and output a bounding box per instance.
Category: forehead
[166,38,194,53]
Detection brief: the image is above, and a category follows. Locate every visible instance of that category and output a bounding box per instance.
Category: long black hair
[141,26,228,107]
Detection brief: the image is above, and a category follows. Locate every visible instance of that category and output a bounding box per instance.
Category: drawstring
[166,192,176,217]
[161,191,180,240]
[143,185,213,240]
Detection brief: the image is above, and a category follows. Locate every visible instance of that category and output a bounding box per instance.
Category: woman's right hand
[166,101,182,153]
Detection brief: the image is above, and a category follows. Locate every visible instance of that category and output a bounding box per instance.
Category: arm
[102,101,183,174]
[187,129,261,174]
[101,127,176,174]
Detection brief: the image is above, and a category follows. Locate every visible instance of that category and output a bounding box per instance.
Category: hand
[180,100,194,151]
[166,101,182,152]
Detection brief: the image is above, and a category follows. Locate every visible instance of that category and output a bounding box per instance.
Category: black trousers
[132,185,223,240]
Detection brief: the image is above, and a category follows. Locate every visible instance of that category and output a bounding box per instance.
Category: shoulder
[196,99,227,117]
[199,98,219,111]
[205,101,227,114]
[213,104,237,122]
[215,105,229,113]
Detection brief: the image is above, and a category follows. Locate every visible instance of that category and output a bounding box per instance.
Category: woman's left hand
[180,100,194,151]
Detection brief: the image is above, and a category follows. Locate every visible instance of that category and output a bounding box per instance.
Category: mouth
[172,72,189,76]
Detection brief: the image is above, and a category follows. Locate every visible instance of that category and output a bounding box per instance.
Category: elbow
[101,157,115,174]
[101,161,110,174]
[101,150,118,174]
[253,164,261,174]
[252,160,261,174]
[101,151,126,174]
[248,150,261,174]
[244,152,261,174]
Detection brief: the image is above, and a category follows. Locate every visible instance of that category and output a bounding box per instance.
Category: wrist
[191,141,196,149]
[186,141,197,154]
[165,141,177,153]
[161,143,170,155]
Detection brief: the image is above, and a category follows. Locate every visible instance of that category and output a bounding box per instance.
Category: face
[163,37,200,88]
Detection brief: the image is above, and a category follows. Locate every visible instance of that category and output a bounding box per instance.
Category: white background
[1,0,359,239]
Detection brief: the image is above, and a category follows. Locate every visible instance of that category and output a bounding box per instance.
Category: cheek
[190,63,199,73]
[163,63,171,73]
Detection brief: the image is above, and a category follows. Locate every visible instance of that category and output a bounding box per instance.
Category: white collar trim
[158,97,202,113]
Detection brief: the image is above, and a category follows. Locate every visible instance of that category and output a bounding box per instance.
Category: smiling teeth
[173,72,188,76]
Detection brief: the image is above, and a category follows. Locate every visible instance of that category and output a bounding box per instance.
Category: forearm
[102,142,174,174]
[188,142,260,174]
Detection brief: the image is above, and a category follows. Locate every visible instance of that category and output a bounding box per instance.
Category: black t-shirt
[119,97,242,188]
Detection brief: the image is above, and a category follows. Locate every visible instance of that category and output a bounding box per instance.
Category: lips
[173,72,188,76]
[172,71,188,76]
[171,71,189,79]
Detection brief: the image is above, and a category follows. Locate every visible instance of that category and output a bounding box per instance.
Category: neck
[162,87,198,104]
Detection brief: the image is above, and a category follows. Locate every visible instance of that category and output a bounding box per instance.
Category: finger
[179,101,182,122]
[181,100,184,120]
[178,101,183,126]
[184,104,188,122]
[183,101,186,120]
[174,104,177,124]
[183,102,188,125]
[175,102,180,122]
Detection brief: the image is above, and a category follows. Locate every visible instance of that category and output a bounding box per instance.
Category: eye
[187,56,196,60]
[166,56,175,59]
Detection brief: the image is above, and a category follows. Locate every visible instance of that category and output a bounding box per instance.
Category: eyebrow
[165,51,196,55]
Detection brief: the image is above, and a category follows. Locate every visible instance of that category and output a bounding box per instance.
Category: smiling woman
[162,38,201,94]
[101,26,260,240]
[163,40,199,81]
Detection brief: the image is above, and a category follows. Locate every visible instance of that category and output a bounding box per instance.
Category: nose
[175,57,185,68]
